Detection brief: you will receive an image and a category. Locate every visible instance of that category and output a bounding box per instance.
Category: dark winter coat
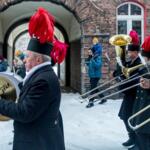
[132,68,150,134]
[118,57,141,120]
[0,65,65,150]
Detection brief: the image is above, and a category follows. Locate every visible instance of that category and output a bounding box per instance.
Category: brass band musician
[0,8,67,150]
[131,36,150,150]
[113,30,141,149]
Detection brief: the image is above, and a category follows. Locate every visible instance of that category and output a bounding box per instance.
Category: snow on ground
[0,93,128,150]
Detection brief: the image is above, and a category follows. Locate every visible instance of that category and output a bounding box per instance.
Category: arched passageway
[6,21,69,86]
[0,0,81,89]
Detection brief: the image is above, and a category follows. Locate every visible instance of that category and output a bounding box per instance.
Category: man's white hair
[31,51,51,62]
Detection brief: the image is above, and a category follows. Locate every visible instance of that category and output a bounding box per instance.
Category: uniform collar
[23,61,51,85]
[131,56,139,64]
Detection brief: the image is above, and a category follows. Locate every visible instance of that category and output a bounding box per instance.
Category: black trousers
[89,78,104,102]
[136,133,150,150]
[123,119,135,137]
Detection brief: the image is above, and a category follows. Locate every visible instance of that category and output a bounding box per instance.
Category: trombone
[92,82,141,103]
[79,69,136,101]
[80,69,149,103]
[128,105,150,130]
[79,75,123,99]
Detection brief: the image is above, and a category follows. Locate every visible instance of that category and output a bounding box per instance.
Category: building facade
[0,0,150,93]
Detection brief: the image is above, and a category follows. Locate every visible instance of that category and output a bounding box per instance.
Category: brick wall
[61,0,150,93]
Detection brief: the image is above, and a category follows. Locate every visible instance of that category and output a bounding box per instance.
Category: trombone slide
[128,105,150,130]
[79,76,118,99]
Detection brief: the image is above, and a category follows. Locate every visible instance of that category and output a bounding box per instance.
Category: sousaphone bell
[0,72,22,121]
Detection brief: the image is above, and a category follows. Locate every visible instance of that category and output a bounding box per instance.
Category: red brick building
[0,0,149,93]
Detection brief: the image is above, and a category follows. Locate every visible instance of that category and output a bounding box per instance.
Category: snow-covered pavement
[0,93,128,150]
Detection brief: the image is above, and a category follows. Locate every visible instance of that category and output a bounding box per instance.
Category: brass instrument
[80,35,146,104]
[81,72,149,103]
[122,63,144,78]
[79,76,119,100]
[87,83,141,103]
[109,34,144,79]
[0,72,22,121]
[109,34,132,46]
[109,34,131,67]
[79,34,137,102]
[80,66,149,103]
[128,105,150,130]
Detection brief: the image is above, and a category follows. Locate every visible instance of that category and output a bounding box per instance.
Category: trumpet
[128,105,150,130]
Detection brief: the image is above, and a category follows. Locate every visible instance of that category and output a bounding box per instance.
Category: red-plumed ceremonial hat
[27,7,68,64]
[141,36,150,58]
[128,30,140,51]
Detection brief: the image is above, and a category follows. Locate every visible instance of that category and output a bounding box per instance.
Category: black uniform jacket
[118,57,141,120]
[0,65,65,150]
[132,68,150,134]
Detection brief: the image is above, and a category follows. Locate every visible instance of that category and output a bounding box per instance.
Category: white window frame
[117,2,144,43]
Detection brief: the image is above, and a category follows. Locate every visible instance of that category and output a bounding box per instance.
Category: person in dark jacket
[118,43,141,149]
[86,37,106,108]
[113,30,141,149]
[131,36,150,150]
[0,7,67,150]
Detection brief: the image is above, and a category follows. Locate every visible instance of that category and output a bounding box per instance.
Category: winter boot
[128,145,139,150]
[86,101,94,108]
[98,99,107,104]
[98,94,107,104]
[122,133,135,148]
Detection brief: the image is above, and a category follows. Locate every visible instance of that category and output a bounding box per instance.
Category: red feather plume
[142,36,150,52]
[28,7,68,64]
[28,7,54,43]
[129,30,139,45]
[50,40,68,64]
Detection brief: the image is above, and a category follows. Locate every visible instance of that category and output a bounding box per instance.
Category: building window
[117,2,144,43]
[118,4,128,15]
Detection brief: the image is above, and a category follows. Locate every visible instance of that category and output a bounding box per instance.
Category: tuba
[109,34,132,68]
[109,34,144,78]
[0,72,22,121]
